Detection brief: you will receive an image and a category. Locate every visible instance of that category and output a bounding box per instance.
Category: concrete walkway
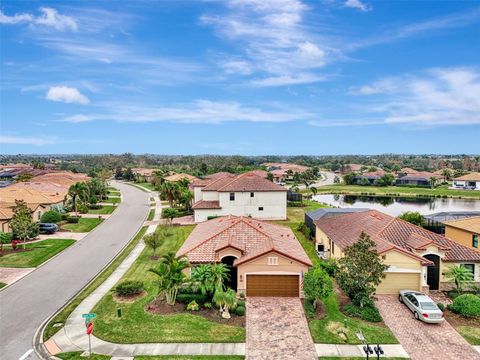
[315,344,409,358]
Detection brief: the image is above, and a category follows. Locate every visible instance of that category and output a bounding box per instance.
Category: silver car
[399,290,444,323]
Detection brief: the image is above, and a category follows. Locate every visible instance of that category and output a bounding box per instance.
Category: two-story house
[191,173,287,222]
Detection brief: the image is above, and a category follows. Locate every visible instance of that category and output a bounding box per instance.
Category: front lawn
[89,205,115,214]
[92,225,246,343]
[133,182,156,191]
[313,184,480,199]
[0,239,75,268]
[61,218,103,232]
[456,326,480,345]
[147,209,155,221]
[101,196,121,204]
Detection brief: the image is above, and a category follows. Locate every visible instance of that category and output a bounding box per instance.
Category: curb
[33,183,152,359]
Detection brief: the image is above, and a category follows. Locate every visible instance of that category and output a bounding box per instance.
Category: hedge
[40,210,62,224]
[66,216,80,223]
[176,293,207,305]
[115,280,144,296]
[448,294,480,317]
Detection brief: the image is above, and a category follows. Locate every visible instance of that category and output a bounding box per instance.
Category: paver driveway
[246,297,317,360]
[376,295,480,360]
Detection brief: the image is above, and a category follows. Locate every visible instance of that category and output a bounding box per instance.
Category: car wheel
[399,295,403,303]
[414,312,419,320]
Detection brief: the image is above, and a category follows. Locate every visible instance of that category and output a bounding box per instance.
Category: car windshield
[420,302,438,310]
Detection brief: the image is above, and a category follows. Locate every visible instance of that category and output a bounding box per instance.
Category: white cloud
[0,7,77,31]
[201,0,333,86]
[251,73,324,87]
[344,0,371,12]
[0,135,56,146]
[352,67,480,126]
[46,86,90,104]
[62,99,312,124]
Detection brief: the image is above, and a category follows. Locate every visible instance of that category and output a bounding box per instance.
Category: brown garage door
[246,275,299,297]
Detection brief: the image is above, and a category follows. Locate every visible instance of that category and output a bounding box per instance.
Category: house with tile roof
[164,173,198,183]
[395,171,443,187]
[444,216,480,252]
[177,216,312,297]
[191,172,287,222]
[453,172,480,190]
[314,210,480,294]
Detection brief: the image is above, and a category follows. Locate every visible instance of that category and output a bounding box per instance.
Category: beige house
[453,172,480,190]
[314,210,480,294]
[444,216,480,252]
[191,173,287,222]
[177,216,312,297]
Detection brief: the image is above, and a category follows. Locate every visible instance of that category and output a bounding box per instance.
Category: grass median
[43,226,149,341]
[0,239,75,268]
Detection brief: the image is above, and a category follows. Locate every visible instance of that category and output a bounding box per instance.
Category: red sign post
[86,321,94,335]
[86,321,94,356]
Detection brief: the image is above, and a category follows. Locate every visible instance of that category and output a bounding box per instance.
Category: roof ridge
[216,172,249,192]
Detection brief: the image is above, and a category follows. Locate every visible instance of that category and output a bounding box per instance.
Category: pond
[312,194,480,217]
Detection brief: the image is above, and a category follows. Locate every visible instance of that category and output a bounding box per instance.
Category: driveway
[0,181,150,360]
[376,295,480,360]
[246,297,317,360]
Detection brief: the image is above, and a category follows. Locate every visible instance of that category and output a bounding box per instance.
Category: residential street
[0,181,149,360]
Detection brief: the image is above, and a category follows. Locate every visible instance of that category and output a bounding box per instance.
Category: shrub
[88,204,102,210]
[207,215,219,220]
[61,213,69,221]
[203,302,213,309]
[115,280,144,296]
[40,210,62,224]
[176,293,207,305]
[187,300,200,311]
[304,299,315,319]
[437,303,445,311]
[237,300,245,308]
[343,303,382,322]
[78,203,89,214]
[448,294,480,317]
[234,306,245,316]
[11,240,21,250]
[319,258,337,277]
[239,291,245,299]
[66,216,80,223]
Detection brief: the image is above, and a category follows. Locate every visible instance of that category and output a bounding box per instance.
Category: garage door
[246,275,299,297]
[376,273,421,294]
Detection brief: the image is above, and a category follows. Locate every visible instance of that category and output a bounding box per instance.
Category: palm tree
[192,264,216,296]
[179,189,194,211]
[310,186,318,196]
[67,182,89,216]
[149,252,190,305]
[210,263,230,291]
[213,288,237,319]
[440,169,452,182]
[443,265,474,294]
[429,176,438,189]
[160,181,180,208]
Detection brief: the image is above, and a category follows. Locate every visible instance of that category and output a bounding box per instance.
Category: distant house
[262,163,309,183]
[395,171,442,187]
[164,173,198,183]
[132,168,157,182]
[177,216,312,296]
[191,172,287,222]
[314,209,480,294]
[304,207,369,244]
[352,169,386,185]
[453,173,480,190]
[444,217,480,252]
[424,211,480,234]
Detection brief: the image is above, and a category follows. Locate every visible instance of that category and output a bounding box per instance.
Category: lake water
[312,194,480,216]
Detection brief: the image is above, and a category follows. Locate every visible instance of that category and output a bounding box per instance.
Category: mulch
[113,290,147,304]
[146,298,246,327]
[444,309,480,328]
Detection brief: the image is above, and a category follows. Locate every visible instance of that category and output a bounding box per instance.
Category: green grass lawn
[147,209,155,221]
[44,226,149,340]
[61,218,103,232]
[57,353,243,360]
[133,182,156,191]
[275,205,397,345]
[101,196,121,204]
[0,239,75,268]
[0,282,7,289]
[313,184,480,199]
[457,325,480,345]
[88,205,115,214]
[92,225,245,344]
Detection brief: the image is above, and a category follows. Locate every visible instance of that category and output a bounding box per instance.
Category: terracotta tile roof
[132,168,157,176]
[314,210,480,263]
[400,167,419,174]
[215,173,287,192]
[177,216,312,267]
[0,201,41,220]
[262,163,309,173]
[0,188,63,205]
[398,171,442,181]
[164,173,198,182]
[201,174,237,191]
[205,172,234,180]
[244,170,268,178]
[191,200,222,210]
[455,172,480,181]
[444,216,480,234]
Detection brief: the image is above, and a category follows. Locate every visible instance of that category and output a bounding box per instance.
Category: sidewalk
[315,344,409,358]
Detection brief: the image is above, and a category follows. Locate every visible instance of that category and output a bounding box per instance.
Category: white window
[268,256,278,265]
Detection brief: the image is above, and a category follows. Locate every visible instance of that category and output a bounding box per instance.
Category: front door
[221,256,237,291]
[424,254,440,290]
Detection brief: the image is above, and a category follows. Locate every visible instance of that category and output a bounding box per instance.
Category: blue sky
[1,0,479,155]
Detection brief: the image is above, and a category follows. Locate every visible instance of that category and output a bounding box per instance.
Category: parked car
[38,223,59,234]
[399,290,444,323]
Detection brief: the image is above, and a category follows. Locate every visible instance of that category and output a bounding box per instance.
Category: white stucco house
[191,172,287,222]
[453,173,480,190]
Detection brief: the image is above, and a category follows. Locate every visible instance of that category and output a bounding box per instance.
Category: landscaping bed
[91,225,246,344]
[0,239,75,268]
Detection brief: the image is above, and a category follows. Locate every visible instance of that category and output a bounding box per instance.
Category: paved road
[0,181,149,360]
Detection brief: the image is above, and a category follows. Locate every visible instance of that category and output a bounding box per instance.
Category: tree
[192,264,217,296]
[310,186,318,196]
[179,189,194,211]
[160,182,180,208]
[429,176,438,188]
[143,233,162,258]
[377,173,395,186]
[213,288,237,319]
[210,263,230,290]
[123,167,135,181]
[336,232,389,307]
[149,252,190,305]
[10,200,39,249]
[162,208,179,224]
[303,264,333,308]
[266,172,274,182]
[0,231,12,251]
[443,265,474,294]
[440,168,452,182]
[114,167,123,179]
[40,210,62,223]
[342,172,356,185]
[391,164,401,173]
[398,211,425,227]
[67,182,89,216]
